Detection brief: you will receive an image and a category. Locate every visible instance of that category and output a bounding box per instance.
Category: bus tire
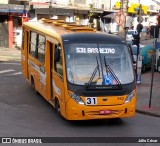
[31,76,39,95]
[55,98,60,113]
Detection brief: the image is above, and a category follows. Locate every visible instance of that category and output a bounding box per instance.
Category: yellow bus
[21,19,136,120]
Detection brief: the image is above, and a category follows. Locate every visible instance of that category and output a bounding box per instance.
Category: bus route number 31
[86,97,97,105]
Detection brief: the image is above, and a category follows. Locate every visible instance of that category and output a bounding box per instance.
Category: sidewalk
[136,72,160,117]
[0,47,160,117]
[0,47,21,62]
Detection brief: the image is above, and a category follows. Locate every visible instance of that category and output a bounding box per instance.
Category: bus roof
[23,19,125,44]
[23,20,73,39]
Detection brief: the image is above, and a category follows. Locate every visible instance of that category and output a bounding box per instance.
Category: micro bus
[21,19,136,120]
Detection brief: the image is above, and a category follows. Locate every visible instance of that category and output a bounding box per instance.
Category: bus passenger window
[54,44,63,77]
[29,31,37,58]
[37,35,45,63]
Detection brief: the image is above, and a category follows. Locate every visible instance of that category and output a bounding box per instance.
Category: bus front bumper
[65,98,136,120]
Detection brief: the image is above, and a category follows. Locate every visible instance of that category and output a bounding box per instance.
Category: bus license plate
[100,110,112,114]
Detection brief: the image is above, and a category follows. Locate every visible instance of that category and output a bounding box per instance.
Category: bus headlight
[69,93,84,105]
[124,91,135,103]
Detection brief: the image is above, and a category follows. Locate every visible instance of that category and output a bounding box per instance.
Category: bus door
[36,34,47,98]
[52,44,65,116]
[21,29,29,79]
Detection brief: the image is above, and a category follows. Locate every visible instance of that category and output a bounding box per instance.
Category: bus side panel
[52,72,66,118]
[21,28,29,80]
[51,41,66,118]
[28,56,41,93]
[44,41,52,100]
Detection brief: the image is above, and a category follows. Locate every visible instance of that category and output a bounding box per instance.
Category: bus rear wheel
[31,77,39,95]
[55,98,60,113]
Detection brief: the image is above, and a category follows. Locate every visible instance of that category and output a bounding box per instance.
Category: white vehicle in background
[126,30,137,43]
[131,44,145,62]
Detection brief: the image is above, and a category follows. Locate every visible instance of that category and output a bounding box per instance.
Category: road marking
[0,62,21,65]
[0,69,15,74]
[11,72,22,75]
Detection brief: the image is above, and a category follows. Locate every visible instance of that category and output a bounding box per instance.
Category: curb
[136,109,160,117]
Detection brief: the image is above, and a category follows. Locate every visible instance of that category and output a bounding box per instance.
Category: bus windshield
[64,43,134,85]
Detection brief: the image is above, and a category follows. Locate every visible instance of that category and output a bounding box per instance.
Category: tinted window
[54,44,63,77]
[37,35,45,62]
[30,32,37,57]
[64,43,134,85]
[127,31,134,35]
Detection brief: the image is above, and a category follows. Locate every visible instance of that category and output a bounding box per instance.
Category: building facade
[20,0,160,35]
[0,0,29,48]
[1,0,160,48]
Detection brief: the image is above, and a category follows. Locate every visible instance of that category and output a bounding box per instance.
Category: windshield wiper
[104,57,122,88]
[87,57,101,85]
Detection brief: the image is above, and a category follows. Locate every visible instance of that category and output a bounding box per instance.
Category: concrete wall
[0,18,9,48]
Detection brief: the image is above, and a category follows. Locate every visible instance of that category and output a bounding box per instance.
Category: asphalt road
[0,61,160,146]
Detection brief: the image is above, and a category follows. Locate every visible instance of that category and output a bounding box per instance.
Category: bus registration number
[86,97,97,105]
[100,110,112,114]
